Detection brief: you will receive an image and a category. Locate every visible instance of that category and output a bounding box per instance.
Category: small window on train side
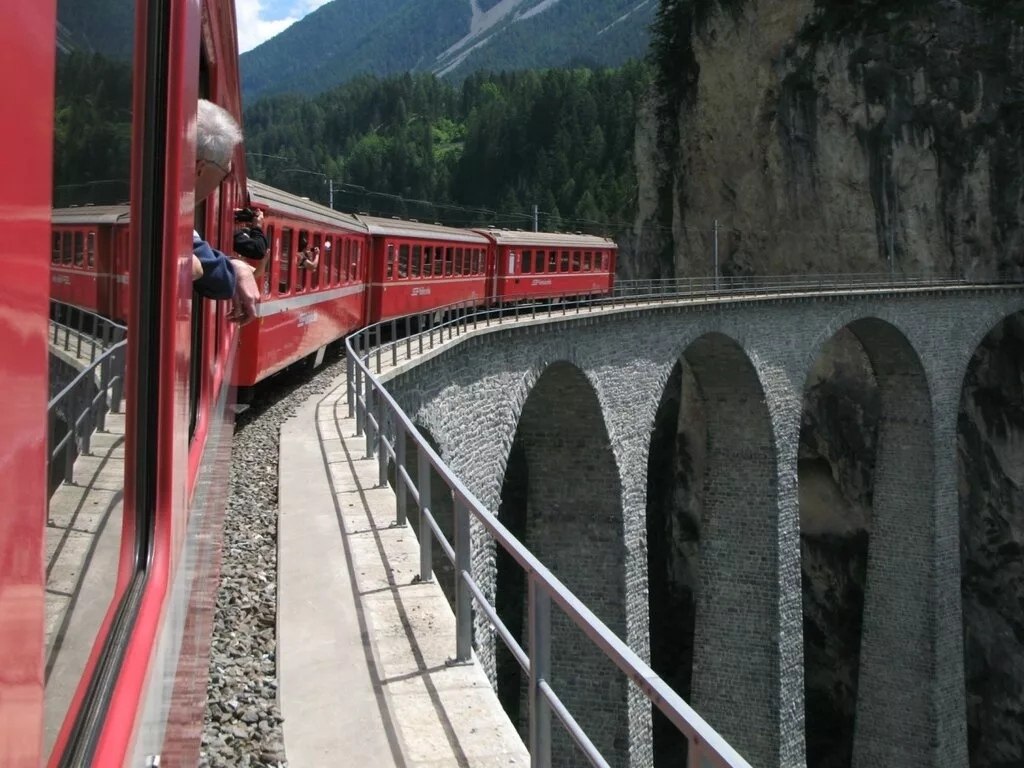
[398,244,409,279]
[445,247,454,276]
[423,246,434,277]
[561,250,570,272]
[452,247,461,275]
[475,249,484,274]
[279,228,292,294]
[261,225,275,295]
[572,251,581,272]
[86,233,96,268]
[62,232,73,265]
[387,244,395,280]
[341,239,351,283]
[52,232,61,264]
[412,245,422,278]
[295,230,310,293]
[584,251,593,271]
[331,237,341,284]
[522,250,532,273]
[73,232,84,267]
[311,233,322,290]
[548,251,557,272]
[351,241,361,281]
[434,248,444,277]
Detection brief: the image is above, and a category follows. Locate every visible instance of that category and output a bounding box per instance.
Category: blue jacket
[193,232,236,300]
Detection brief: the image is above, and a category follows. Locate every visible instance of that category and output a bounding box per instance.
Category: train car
[6,0,250,765]
[50,206,132,322]
[233,181,370,385]
[477,228,618,302]
[361,216,492,324]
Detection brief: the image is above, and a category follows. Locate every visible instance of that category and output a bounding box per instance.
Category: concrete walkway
[278,373,529,768]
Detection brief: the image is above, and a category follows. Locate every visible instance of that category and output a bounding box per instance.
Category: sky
[235,0,333,54]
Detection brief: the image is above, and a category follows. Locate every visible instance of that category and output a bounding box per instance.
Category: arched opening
[798,327,879,768]
[495,362,627,766]
[800,318,932,767]
[646,361,705,765]
[958,312,1024,767]
[648,333,778,766]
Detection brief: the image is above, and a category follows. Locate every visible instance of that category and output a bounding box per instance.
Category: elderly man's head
[195,99,242,202]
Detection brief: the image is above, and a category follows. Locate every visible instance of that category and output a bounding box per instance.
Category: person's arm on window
[192,233,236,299]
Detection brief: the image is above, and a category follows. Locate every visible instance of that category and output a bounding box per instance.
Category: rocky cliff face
[638,2,1024,766]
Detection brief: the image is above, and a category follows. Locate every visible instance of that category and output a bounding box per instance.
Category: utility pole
[328,177,334,210]
[533,204,539,233]
[713,219,720,291]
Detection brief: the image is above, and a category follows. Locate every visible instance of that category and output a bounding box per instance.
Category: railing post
[419,315,425,354]
[364,376,375,460]
[377,396,388,487]
[96,357,109,432]
[354,356,365,438]
[528,577,552,768]
[417,448,433,583]
[391,319,397,367]
[406,315,412,360]
[346,348,355,419]
[395,423,407,527]
[454,497,472,662]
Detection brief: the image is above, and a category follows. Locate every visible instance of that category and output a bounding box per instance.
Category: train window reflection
[45,0,135,759]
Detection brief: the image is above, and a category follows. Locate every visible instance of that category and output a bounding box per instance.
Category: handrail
[344,274,1020,765]
[49,300,127,364]
[47,301,127,495]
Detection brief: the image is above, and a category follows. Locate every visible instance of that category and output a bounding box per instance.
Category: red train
[51,180,618,385]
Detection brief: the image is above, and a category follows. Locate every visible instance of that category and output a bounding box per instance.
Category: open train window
[522,250,532,273]
[387,244,395,279]
[397,244,408,278]
[334,238,343,284]
[445,247,454,276]
[260,224,274,295]
[62,232,73,265]
[584,251,592,271]
[311,233,322,290]
[547,250,557,272]
[279,228,292,294]
[561,250,570,272]
[412,245,422,278]
[52,232,61,264]
[86,233,96,268]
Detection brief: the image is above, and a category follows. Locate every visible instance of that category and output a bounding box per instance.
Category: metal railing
[353,272,1014,377]
[49,301,127,364]
[343,273,1021,766]
[48,302,127,491]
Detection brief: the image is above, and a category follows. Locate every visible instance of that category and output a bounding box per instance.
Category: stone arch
[495,360,628,767]
[957,309,1024,768]
[800,316,934,767]
[648,331,782,767]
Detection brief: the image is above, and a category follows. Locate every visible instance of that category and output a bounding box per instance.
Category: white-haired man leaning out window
[191,98,259,325]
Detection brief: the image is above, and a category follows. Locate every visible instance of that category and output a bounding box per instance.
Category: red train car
[51,206,132,322]
[362,216,492,324]
[234,181,369,385]
[477,228,617,302]
[8,0,249,765]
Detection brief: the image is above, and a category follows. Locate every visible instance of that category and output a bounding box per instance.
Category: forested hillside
[243,64,651,239]
[240,0,655,99]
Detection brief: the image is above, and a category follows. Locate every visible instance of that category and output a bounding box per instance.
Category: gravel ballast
[199,348,349,768]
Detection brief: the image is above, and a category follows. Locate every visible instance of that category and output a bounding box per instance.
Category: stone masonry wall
[382,288,1024,768]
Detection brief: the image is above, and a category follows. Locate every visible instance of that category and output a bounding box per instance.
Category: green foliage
[243,64,652,237]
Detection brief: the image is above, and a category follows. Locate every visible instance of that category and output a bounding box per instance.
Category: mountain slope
[241,0,654,100]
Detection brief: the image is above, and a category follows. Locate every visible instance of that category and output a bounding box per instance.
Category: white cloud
[236,0,334,54]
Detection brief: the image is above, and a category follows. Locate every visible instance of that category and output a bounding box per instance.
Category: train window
[73,232,84,267]
[572,251,581,272]
[434,248,444,277]
[423,246,433,278]
[475,249,484,274]
[445,247,454,276]
[522,250,532,273]
[398,244,410,279]
[547,251,557,272]
[311,233,322,290]
[412,245,422,278]
[45,0,139,760]
[330,237,340,284]
[584,251,592,271]
[296,230,310,293]
[387,244,395,280]
[561,250,570,272]
[341,238,351,283]
[260,225,274,296]
[279,228,293,294]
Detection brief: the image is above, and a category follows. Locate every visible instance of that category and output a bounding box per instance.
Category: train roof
[52,205,131,225]
[354,215,490,245]
[247,179,366,233]
[473,228,617,249]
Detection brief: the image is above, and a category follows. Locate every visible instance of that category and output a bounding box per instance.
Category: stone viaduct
[376,287,1024,768]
